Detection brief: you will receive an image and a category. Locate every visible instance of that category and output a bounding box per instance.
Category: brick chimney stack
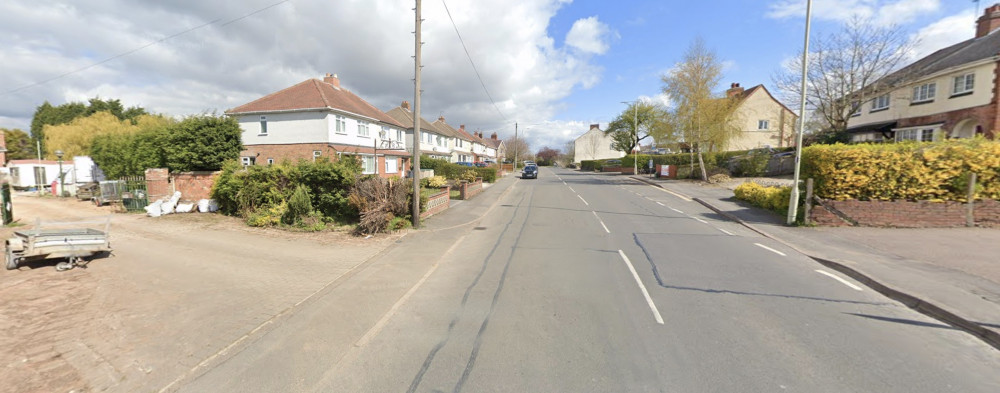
[590,124,600,130]
[323,73,341,88]
[726,82,744,98]
[977,4,1000,38]
[459,124,465,133]
[401,101,410,110]
[491,132,497,140]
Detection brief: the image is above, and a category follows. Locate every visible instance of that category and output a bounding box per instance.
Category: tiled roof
[739,84,796,115]
[881,30,1000,87]
[227,78,404,127]
[385,106,445,135]
[431,118,465,140]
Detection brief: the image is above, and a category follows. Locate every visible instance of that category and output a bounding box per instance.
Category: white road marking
[670,208,683,214]
[816,270,864,291]
[754,243,787,257]
[649,185,692,201]
[592,211,610,233]
[568,186,576,193]
[577,195,589,206]
[656,202,665,206]
[693,217,708,224]
[562,181,567,185]
[618,250,664,325]
[717,228,734,236]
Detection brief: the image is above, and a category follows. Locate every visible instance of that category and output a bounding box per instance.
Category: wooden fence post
[804,178,814,226]
[966,172,977,227]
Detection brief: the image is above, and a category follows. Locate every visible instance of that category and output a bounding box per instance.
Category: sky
[0,0,984,152]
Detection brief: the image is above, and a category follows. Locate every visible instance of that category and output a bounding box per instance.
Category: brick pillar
[145,168,170,202]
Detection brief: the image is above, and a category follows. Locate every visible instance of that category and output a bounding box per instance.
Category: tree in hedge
[44,112,134,160]
[535,146,560,166]
[89,115,175,178]
[30,98,147,155]
[162,115,243,172]
[2,128,36,160]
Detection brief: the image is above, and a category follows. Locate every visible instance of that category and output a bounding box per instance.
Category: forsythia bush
[734,182,792,214]
[802,138,1000,201]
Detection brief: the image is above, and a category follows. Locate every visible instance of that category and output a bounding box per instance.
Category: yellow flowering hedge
[801,138,1000,201]
[734,182,792,214]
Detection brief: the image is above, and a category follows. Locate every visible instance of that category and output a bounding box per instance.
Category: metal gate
[119,175,148,212]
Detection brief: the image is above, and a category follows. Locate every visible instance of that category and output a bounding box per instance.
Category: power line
[2,0,293,96]
[440,0,507,122]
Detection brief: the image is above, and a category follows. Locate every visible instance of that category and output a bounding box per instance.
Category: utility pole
[632,103,639,175]
[411,0,423,228]
[787,0,812,225]
[513,122,518,170]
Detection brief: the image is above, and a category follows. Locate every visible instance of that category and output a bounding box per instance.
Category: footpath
[631,175,1000,351]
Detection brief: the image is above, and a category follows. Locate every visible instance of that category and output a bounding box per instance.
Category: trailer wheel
[5,248,17,270]
[55,261,75,272]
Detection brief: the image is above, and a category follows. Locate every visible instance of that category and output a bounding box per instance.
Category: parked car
[522,164,538,179]
[456,161,474,167]
[473,162,488,168]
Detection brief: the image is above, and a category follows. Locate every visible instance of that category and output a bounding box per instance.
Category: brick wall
[420,186,450,219]
[172,171,219,201]
[810,198,1000,228]
[145,168,170,202]
[460,179,483,200]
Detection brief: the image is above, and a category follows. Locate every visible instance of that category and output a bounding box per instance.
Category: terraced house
[227,74,410,177]
[847,4,1000,142]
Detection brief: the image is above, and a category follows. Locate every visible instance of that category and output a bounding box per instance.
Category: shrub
[473,167,497,182]
[733,182,792,215]
[283,185,313,225]
[460,169,478,183]
[426,175,448,188]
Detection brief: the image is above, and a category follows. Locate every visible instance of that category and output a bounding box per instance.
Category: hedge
[419,157,497,183]
[734,182,792,214]
[801,138,1000,202]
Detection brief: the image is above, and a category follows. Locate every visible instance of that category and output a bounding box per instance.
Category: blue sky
[0,0,985,151]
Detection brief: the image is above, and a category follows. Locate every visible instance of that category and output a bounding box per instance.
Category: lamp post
[787,0,813,225]
[621,101,639,175]
[54,150,64,197]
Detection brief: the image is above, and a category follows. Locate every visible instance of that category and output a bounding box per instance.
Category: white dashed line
[656,202,665,206]
[592,211,610,233]
[693,217,708,224]
[670,208,684,214]
[577,195,590,206]
[816,270,863,291]
[568,186,576,193]
[717,228,734,236]
[754,243,787,257]
[618,250,664,325]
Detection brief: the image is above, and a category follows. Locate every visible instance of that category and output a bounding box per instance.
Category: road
[178,167,1000,392]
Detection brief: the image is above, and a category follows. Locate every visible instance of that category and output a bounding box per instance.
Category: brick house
[574,124,624,162]
[226,74,410,178]
[385,101,453,161]
[846,4,1000,142]
[724,83,798,150]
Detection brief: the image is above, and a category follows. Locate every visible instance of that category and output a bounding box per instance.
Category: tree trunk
[688,149,695,178]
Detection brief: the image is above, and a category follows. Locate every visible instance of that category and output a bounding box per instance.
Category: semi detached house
[227,74,410,178]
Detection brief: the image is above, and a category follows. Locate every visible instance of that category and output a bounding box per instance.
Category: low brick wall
[810,198,1000,228]
[601,166,622,173]
[421,186,450,219]
[172,171,220,201]
[145,168,170,202]
[460,178,483,200]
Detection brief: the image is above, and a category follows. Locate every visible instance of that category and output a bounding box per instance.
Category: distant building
[847,4,1000,142]
[573,124,624,162]
[724,83,797,150]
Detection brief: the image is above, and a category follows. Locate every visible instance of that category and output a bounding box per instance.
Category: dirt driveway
[0,193,401,393]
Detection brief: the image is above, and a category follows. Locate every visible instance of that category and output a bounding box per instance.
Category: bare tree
[503,136,531,163]
[662,38,741,180]
[773,16,913,135]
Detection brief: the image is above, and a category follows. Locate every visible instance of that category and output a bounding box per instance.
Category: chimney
[590,124,599,130]
[459,124,466,133]
[491,132,497,140]
[977,4,1000,38]
[726,82,744,98]
[401,101,410,110]
[323,73,341,88]
[438,115,445,122]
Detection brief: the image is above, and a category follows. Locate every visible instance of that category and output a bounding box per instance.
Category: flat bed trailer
[5,216,112,271]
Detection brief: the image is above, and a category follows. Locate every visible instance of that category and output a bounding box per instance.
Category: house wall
[848,61,998,138]
[325,113,406,151]
[729,91,795,150]
[7,163,67,189]
[574,128,624,162]
[239,111,328,145]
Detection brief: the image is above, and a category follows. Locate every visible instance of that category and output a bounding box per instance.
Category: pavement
[629,174,1000,351]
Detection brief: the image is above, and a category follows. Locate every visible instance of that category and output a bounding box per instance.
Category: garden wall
[810,198,1000,228]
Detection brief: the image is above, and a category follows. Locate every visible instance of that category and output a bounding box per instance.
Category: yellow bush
[427,175,448,188]
[802,138,1000,202]
[734,182,791,214]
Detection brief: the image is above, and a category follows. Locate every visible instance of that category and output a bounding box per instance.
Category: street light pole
[787,0,813,225]
[55,150,64,197]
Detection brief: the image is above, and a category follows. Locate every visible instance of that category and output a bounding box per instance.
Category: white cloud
[565,16,612,55]
[638,93,673,108]
[767,0,940,25]
[0,0,607,150]
[907,9,975,60]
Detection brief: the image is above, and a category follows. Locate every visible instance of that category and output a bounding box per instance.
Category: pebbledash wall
[809,198,1000,228]
[145,168,220,202]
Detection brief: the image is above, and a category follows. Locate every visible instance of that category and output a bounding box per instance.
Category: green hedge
[802,138,1000,201]
[419,156,497,183]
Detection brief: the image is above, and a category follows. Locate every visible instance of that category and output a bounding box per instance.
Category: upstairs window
[871,94,890,111]
[259,116,268,135]
[850,100,861,117]
[396,129,403,141]
[953,73,974,95]
[380,126,390,140]
[358,121,370,137]
[912,82,936,103]
[757,120,770,130]
[335,115,347,134]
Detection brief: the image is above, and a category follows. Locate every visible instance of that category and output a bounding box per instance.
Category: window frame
[335,115,347,134]
[912,82,936,104]
[871,94,890,112]
[357,120,370,137]
[757,120,770,130]
[952,73,974,96]
[361,155,376,174]
[259,116,268,135]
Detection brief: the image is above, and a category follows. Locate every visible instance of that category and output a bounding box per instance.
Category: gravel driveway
[0,193,400,393]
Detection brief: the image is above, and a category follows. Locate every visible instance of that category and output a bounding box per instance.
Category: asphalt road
[178,167,1000,393]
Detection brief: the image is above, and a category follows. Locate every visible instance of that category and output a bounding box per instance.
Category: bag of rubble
[145,200,164,217]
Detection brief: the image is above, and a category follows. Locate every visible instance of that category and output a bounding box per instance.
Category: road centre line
[656,202,665,206]
[577,195,590,206]
[568,186,576,193]
[754,243,787,257]
[618,250,664,325]
[717,228,734,236]
[670,208,684,214]
[816,270,864,291]
[692,217,709,224]
[592,211,610,233]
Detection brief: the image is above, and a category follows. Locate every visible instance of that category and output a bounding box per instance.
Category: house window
[437,136,444,147]
[757,120,770,130]
[335,115,347,134]
[259,116,268,135]
[912,82,936,103]
[895,128,936,142]
[953,73,974,95]
[380,126,390,140]
[313,150,322,161]
[386,157,398,173]
[241,156,255,166]
[358,121,370,137]
[850,100,861,117]
[397,129,403,141]
[871,94,890,111]
[267,158,274,165]
[361,155,376,174]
